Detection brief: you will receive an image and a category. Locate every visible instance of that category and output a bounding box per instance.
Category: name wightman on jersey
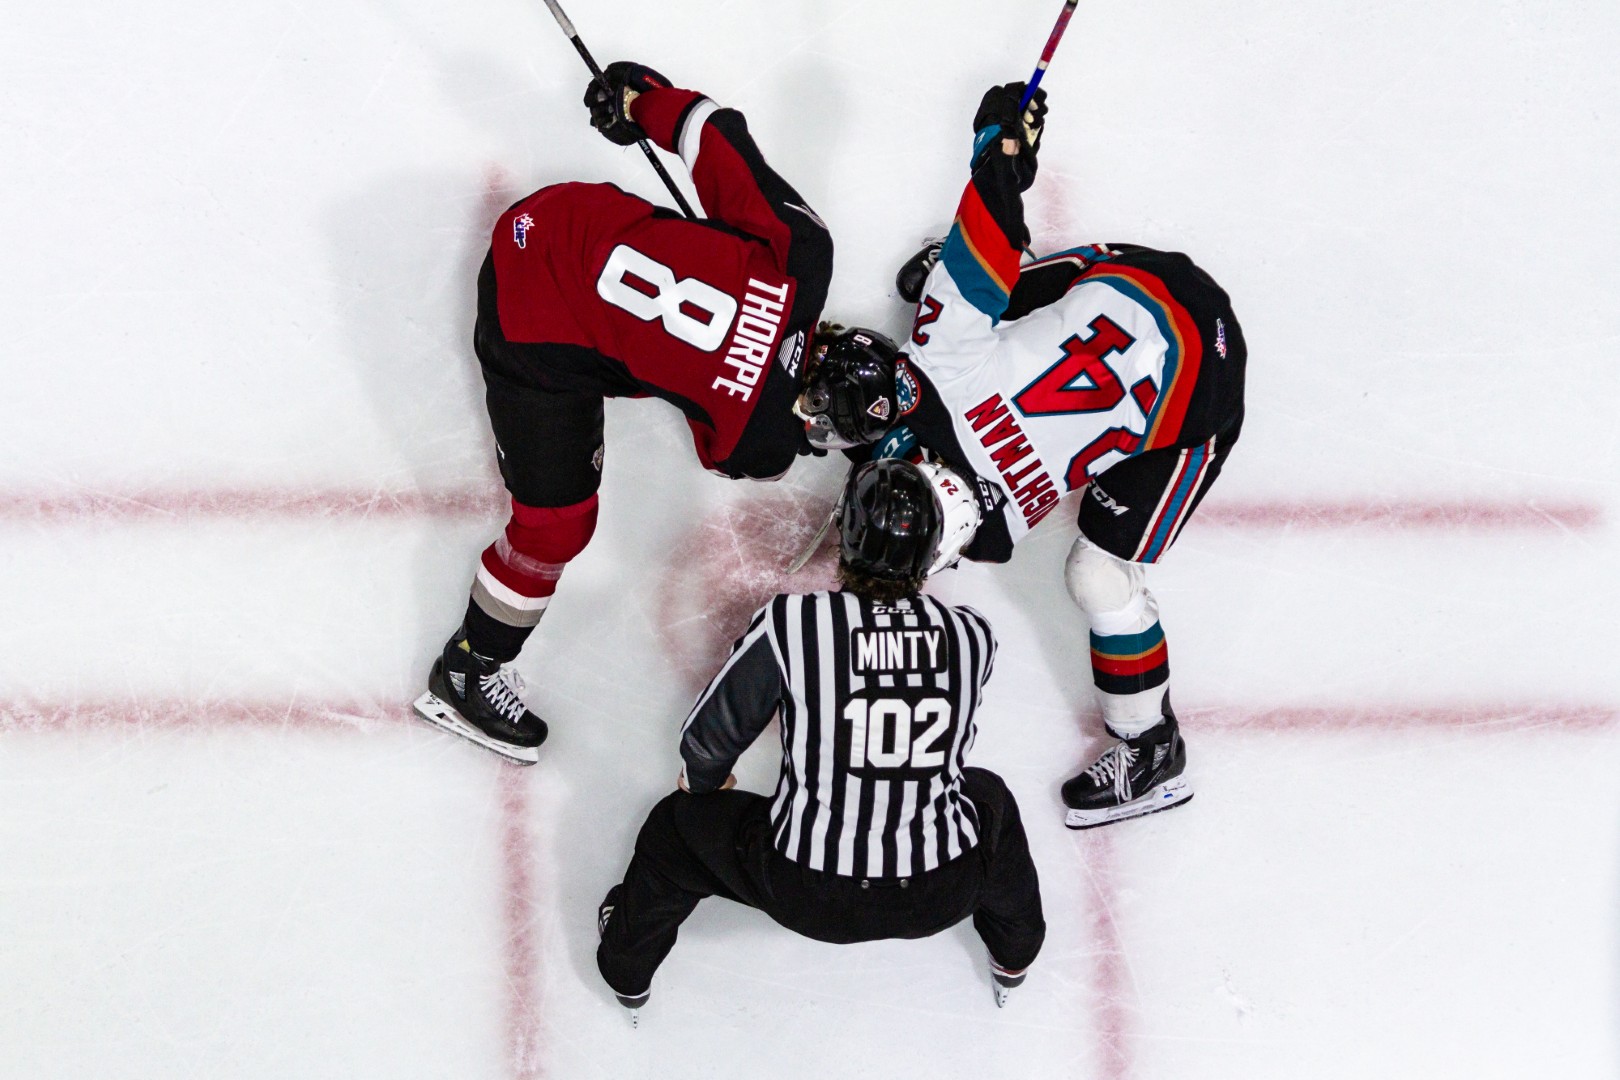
[679,591,998,878]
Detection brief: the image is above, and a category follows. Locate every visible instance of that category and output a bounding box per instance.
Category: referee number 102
[843,698,954,770]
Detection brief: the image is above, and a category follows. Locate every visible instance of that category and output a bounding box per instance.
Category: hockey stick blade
[411,690,541,765]
[787,506,836,574]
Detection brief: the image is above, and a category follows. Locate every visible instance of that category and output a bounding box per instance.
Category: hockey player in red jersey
[413,61,897,763]
[858,84,1248,827]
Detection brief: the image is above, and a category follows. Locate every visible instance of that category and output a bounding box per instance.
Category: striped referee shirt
[680,589,997,878]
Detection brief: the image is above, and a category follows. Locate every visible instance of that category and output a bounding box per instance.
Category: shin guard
[1064,537,1169,737]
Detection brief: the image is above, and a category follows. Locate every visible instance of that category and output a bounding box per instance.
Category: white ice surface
[3,1,1619,1078]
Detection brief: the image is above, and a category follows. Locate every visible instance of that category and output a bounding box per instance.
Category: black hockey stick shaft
[539,0,697,219]
[1020,0,1080,109]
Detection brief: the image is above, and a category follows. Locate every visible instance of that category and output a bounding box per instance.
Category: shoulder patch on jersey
[1215,318,1228,359]
[895,360,921,416]
[512,213,534,250]
[867,396,892,422]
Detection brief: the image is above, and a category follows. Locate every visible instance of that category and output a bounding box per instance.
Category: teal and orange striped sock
[1089,622,1169,698]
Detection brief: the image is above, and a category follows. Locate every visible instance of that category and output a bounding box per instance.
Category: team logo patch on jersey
[513,213,535,250]
[592,444,604,472]
[1215,318,1227,359]
[895,361,921,416]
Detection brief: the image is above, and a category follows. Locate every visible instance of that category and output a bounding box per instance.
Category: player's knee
[505,495,599,564]
[1064,537,1142,616]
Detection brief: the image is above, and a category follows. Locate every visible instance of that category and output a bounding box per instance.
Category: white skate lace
[1085,742,1139,803]
[478,667,530,724]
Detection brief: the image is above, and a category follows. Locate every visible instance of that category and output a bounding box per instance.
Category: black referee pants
[596,767,1046,998]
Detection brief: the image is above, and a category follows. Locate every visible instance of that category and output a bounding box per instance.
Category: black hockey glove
[895,236,944,305]
[972,82,1048,190]
[583,61,673,146]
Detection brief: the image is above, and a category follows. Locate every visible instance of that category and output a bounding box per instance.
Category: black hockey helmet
[838,459,942,584]
[795,325,900,451]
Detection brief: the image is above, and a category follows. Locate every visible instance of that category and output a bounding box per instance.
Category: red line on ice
[7,696,1606,738]
[499,767,544,1080]
[1194,498,1601,531]
[1079,828,1135,1080]
[0,488,1598,531]
[1189,702,1618,733]
[0,697,414,731]
[0,488,509,522]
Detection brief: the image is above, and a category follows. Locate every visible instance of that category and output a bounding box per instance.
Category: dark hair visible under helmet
[795,325,900,451]
[837,459,941,599]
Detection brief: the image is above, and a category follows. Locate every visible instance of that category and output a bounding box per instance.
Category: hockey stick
[787,504,837,574]
[538,0,697,219]
[1020,0,1081,109]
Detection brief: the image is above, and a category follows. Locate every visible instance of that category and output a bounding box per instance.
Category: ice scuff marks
[655,490,840,695]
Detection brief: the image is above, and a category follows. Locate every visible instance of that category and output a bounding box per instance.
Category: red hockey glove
[583,61,673,146]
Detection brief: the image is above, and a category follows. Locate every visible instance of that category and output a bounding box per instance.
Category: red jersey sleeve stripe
[1085,265,1204,450]
[953,181,1021,295]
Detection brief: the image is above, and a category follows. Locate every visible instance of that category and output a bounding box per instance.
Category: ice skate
[1062,696,1191,829]
[598,886,650,1027]
[411,630,547,765]
[989,957,1026,1008]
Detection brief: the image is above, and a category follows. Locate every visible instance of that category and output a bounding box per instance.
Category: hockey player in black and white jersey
[805,84,1248,829]
[595,459,1045,1022]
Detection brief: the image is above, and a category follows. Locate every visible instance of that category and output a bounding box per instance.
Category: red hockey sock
[465,495,599,657]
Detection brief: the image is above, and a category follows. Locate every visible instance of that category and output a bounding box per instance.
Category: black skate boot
[410,629,548,765]
[598,885,650,1026]
[1061,695,1192,829]
[895,235,945,304]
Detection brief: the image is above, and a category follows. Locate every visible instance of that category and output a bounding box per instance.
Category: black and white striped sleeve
[955,604,998,687]
[679,599,786,794]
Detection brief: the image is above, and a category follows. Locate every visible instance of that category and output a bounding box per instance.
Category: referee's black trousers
[597,767,1046,998]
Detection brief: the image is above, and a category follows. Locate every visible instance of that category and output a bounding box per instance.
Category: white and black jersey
[680,590,997,878]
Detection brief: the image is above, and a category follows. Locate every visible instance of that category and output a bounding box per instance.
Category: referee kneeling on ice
[597,458,1045,1022]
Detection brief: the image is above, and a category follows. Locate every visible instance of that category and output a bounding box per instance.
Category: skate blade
[411,690,540,766]
[1064,776,1192,830]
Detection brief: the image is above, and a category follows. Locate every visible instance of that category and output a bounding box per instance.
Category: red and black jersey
[488,87,832,479]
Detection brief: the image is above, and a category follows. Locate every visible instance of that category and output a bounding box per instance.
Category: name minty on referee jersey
[680,590,998,879]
